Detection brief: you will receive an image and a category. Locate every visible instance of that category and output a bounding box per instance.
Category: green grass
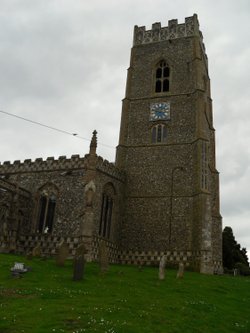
[0,254,249,333]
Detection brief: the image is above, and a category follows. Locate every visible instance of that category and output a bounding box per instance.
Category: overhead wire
[0,110,115,149]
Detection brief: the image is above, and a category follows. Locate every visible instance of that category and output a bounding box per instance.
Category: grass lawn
[0,253,249,333]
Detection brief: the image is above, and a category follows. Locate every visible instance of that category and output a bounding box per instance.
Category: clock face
[150,102,170,121]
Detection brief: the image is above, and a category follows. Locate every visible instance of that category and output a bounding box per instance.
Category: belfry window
[155,60,170,93]
[37,187,57,233]
[99,183,115,239]
[152,124,167,143]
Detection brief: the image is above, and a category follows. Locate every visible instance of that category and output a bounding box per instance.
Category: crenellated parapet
[0,153,125,182]
[0,154,86,174]
[96,156,126,182]
[133,14,202,46]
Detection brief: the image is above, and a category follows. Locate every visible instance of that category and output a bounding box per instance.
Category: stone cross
[176,262,185,278]
[159,255,167,280]
[56,241,69,266]
[99,240,109,273]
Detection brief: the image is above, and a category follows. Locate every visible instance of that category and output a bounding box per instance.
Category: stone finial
[89,130,97,155]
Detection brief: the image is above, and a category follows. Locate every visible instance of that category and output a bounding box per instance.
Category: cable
[0,110,115,149]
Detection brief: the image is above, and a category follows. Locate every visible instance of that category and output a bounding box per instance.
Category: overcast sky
[0,0,249,257]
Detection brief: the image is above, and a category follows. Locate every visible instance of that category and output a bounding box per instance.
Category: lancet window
[152,124,167,143]
[37,184,58,233]
[99,183,115,239]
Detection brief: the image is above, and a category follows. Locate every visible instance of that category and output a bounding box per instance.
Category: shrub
[235,262,250,276]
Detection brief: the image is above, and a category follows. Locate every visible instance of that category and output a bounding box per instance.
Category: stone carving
[56,241,69,266]
[84,180,96,208]
[99,240,109,273]
[159,255,167,280]
[176,262,184,278]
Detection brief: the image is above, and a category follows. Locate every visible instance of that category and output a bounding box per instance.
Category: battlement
[0,154,86,174]
[133,14,202,46]
[0,154,126,182]
[97,156,126,182]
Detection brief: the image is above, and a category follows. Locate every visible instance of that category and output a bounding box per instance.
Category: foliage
[0,253,250,333]
[222,226,250,275]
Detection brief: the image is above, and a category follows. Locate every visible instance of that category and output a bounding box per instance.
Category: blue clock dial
[150,102,170,121]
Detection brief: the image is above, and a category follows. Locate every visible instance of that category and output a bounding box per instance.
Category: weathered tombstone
[56,241,69,266]
[159,255,167,280]
[26,251,33,260]
[72,243,87,281]
[176,262,185,279]
[73,254,85,281]
[99,240,109,273]
[32,244,41,257]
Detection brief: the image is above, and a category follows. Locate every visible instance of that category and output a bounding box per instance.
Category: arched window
[99,183,115,239]
[155,60,170,93]
[37,184,58,233]
[152,124,167,143]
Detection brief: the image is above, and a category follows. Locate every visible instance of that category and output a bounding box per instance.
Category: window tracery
[155,60,170,93]
[36,184,58,233]
[99,183,115,239]
[151,124,167,143]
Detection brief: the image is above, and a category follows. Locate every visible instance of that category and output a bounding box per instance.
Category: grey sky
[0,0,250,256]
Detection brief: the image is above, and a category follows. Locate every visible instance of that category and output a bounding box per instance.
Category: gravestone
[159,255,167,280]
[32,245,41,257]
[99,240,109,273]
[176,262,185,279]
[56,241,69,266]
[72,243,87,281]
[26,251,33,260]
[73,254,85,281]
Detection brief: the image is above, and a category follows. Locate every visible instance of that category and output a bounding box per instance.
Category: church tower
[116,14,222,273]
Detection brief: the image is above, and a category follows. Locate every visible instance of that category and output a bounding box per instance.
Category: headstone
[26,252,33,260]
[32,244,41,257]
[56,241,69,266]
[159,255,167,280]
[73,254,85,281]
[99,240,109,273]
[176,262,185,278]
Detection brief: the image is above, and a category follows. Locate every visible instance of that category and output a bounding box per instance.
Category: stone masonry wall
[0,153,125,257]
[116,15,222,272]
